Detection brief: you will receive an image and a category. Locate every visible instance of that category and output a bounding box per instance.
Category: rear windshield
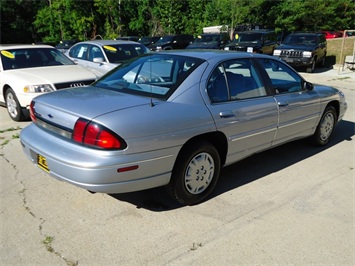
[1,47,74,70]
[94,54,204,100]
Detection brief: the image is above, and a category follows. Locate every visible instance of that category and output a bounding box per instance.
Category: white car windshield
[1,47,75,70]
[94,54,204,100]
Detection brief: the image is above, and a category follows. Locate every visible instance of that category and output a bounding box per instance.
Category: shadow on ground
[109,119,354,211]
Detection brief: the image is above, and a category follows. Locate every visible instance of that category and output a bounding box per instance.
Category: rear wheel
[5,88,25,121]
[313,106,337,146]
[166,141,221,205]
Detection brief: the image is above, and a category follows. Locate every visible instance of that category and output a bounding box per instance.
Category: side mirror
[93,57,104,63]
[304,81,314,91]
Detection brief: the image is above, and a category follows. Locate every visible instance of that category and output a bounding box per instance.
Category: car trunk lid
[32,85,152,132]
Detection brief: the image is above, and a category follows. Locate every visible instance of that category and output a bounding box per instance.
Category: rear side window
[207,58,266,103]
[69,44,89,60]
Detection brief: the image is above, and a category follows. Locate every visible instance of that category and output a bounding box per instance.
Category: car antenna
[149,59,155,107]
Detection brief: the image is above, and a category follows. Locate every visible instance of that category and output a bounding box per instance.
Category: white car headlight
[273,50,281,56]
[303,51,312,58]
[24,84,55,93]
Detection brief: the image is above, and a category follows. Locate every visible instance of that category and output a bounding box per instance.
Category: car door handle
[278,101,289,107]
[219,111,235,118]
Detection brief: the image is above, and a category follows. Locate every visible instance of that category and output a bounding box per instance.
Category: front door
[205,58,279,164]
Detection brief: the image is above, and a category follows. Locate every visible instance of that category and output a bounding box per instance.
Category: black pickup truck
[273,32,327,73]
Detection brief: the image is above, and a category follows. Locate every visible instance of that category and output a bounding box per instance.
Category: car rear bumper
[20,124,176,193]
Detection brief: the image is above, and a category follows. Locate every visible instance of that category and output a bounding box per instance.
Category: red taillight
[72,119,87,143]
[29,101,36,122]
[72,118,126,150]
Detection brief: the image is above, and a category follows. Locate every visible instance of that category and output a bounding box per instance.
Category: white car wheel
[5,88,24,121]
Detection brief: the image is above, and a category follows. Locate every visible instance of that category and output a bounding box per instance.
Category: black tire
[5,88,26,121]
[306,59,316,73]
[319,55,326,67]
[166,141,221,205]
[313,106,337,146]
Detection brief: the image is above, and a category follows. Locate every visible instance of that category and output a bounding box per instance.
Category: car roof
[239,30,275,34]
[152,49,277,61]
[74,40,141,46]
[0,44,54,50]
[289,32,323,36]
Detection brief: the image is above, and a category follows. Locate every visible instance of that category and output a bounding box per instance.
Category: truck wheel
[306,59,316,73]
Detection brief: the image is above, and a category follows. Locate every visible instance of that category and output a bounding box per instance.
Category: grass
[326,36,355,66]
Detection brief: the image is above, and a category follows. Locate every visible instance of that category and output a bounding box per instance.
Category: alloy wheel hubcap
[6,93,18,118]
[319,112,334,141]
[184,152,214,195]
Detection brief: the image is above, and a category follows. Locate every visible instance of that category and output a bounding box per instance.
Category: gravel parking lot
[1,66,354,265]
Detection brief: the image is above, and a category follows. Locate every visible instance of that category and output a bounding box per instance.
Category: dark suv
[273,32,327,73]
[224,30,278,55]
[148,34,194,51]
[186,33,230,50]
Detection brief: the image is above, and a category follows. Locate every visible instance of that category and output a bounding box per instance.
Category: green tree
[0,0,45,43]
[34,0,96,42]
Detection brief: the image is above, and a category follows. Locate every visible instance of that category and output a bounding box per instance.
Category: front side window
[207,58,266,103]
[257,58,303,93]
[94,54,203,100]
[88,45,105,62]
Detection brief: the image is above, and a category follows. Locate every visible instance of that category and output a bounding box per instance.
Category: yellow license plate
[37,154,50,173]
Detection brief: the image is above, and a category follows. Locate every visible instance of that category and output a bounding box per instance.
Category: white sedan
[65,40,150,77]
[0,44,98,121]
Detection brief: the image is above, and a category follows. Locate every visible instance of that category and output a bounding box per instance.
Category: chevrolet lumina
[0,44,98,121]
[20,51,347,205]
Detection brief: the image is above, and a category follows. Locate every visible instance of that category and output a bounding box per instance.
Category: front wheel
[312,106,337,146]
[5,88,26,121]
[306,59,316,73]
[166,141,221,205]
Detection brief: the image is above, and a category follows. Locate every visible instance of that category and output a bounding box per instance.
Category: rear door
[205,58,279,164]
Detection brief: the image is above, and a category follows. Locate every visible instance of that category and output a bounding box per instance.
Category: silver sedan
[20,51,347,205]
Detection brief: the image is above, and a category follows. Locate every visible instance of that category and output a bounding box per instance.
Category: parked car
[0,44,98,121]
[273,32,327,73]
[224,29,278,55]
[55,40,77,53]
[65,40,150,76]
[186,33,230,50]
[20,50,347,205]
[115,36,140,42]
[148,34,194,51]
[138,36,161,46]
[322,31,343,39]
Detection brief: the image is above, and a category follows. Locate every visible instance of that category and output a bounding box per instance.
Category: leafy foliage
[1,0,354,44]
